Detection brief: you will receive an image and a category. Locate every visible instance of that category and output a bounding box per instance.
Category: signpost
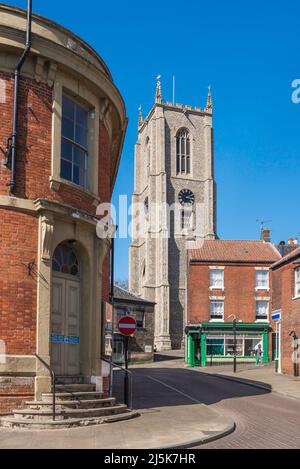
[118,316,137,406]
[272,310,282,373]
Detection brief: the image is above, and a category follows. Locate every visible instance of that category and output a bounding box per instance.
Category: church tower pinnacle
[138,105,143,128]
[155,74,162,104]
[205,84,213,112]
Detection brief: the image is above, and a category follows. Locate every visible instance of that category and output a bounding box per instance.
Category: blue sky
[5,0,300,280]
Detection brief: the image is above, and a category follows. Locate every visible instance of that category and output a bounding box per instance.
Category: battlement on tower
[138,77,213,131]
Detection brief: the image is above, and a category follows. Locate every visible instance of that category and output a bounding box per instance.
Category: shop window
[206,334,263,357]
[225,336,243,356]
[207,337,224,356]
[244,337,262,357]
[256,270,269,289]
[210,269,224,289]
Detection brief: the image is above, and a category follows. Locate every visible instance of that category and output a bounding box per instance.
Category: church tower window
[176,129,190,175]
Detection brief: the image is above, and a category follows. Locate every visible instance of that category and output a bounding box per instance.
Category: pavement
[193,363,300,401]
[0,355,234,449]
[0,404,234,449]
[1,352,300,449]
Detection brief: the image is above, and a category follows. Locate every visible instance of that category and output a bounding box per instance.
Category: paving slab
[194,365,300,401]
[0,404,234,449]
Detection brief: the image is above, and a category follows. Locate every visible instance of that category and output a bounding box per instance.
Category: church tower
[129,77,217,350]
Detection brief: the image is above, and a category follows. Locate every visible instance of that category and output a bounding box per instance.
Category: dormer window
[176,129,190,174]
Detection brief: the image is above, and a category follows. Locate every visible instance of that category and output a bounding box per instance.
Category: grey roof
[274,243,299,258]
[113,285,155,305]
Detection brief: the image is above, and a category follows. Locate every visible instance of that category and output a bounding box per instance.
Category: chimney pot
[261,227,271,243]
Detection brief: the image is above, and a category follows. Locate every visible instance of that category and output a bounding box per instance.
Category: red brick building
[271,246,300,376]
[0,5,126,414]
[185,239,281,367]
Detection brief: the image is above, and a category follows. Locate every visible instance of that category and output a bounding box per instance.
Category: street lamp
[228,314,237,373]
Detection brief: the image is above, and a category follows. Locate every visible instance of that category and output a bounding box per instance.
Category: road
[114,354,300,449]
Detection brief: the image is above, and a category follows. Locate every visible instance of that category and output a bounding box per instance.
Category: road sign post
[118,316,137,407]
[272,310,282,373]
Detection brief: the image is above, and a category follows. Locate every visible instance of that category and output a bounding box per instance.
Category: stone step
[54,384,96,393]
[42,391,105,402]
[55,376,85,385]
[0,410,139,430]
[12,404,128,421]
[25,397,116,410]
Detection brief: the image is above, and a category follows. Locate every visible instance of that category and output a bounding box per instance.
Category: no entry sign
[118,316,137,336]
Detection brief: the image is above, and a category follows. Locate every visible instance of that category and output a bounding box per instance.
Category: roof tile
[188,240,281,263]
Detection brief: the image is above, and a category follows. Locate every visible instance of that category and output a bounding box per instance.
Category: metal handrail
[101,356,133,409]
[34,354,56,421]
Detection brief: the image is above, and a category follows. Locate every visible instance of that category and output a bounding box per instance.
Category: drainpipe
[7,0,33,195]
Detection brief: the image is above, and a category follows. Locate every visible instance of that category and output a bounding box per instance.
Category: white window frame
[255,300,269,322]
[255,269,269,290]
[210,300,224,322]
[209,268,224,290]
[295,268,300,298]
[61,95,89,189]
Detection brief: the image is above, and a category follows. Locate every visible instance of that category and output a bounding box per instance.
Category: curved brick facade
[0,5,126,413]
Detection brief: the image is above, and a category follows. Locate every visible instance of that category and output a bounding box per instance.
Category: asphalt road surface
[113,357,300,449]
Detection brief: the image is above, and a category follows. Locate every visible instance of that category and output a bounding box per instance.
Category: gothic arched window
[52,243,79,277]
[176,129,191,175]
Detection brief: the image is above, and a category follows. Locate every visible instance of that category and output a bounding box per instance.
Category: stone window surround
[255,267,270,291]
[172,127,194,179]
[50,76,100,199]
[209,266,225,290]
[255,297,270,323]
[209,299,225,322]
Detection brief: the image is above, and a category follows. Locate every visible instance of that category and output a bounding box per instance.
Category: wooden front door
[51,275,80,376]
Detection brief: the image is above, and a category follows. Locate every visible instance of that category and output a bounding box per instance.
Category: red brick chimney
[288,238,298,245]
[261,227,271,243]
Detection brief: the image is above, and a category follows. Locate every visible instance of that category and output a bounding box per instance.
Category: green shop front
[185,323,270,368]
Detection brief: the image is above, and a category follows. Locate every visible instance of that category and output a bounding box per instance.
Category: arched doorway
[51,242,81,376]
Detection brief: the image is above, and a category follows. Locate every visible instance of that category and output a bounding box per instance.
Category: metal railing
[101,356,133,409]
[34,354,56,421]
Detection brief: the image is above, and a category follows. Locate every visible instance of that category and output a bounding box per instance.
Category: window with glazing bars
[295,268,300,297]
[61,95,89,188]
[176,129,190,174]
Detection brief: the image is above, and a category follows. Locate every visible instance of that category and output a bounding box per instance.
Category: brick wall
[0,377,34,415]
[188,262,272,324]
[0,72,114,413]
[272,261,300,375]
[0,73,112,214]
[0,209,38,355]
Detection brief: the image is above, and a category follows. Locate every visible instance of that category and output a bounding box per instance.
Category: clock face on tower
[178,189,195,207]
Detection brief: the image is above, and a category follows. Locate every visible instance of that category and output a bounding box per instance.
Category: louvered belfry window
[176,129,190,174]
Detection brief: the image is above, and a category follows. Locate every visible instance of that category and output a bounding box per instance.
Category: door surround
[51,242,81,377]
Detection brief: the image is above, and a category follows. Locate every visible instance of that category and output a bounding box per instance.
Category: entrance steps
[0,384,139,429]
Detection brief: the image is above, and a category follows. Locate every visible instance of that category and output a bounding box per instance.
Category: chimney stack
[261,227,271,243]
[288,238,298,245]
